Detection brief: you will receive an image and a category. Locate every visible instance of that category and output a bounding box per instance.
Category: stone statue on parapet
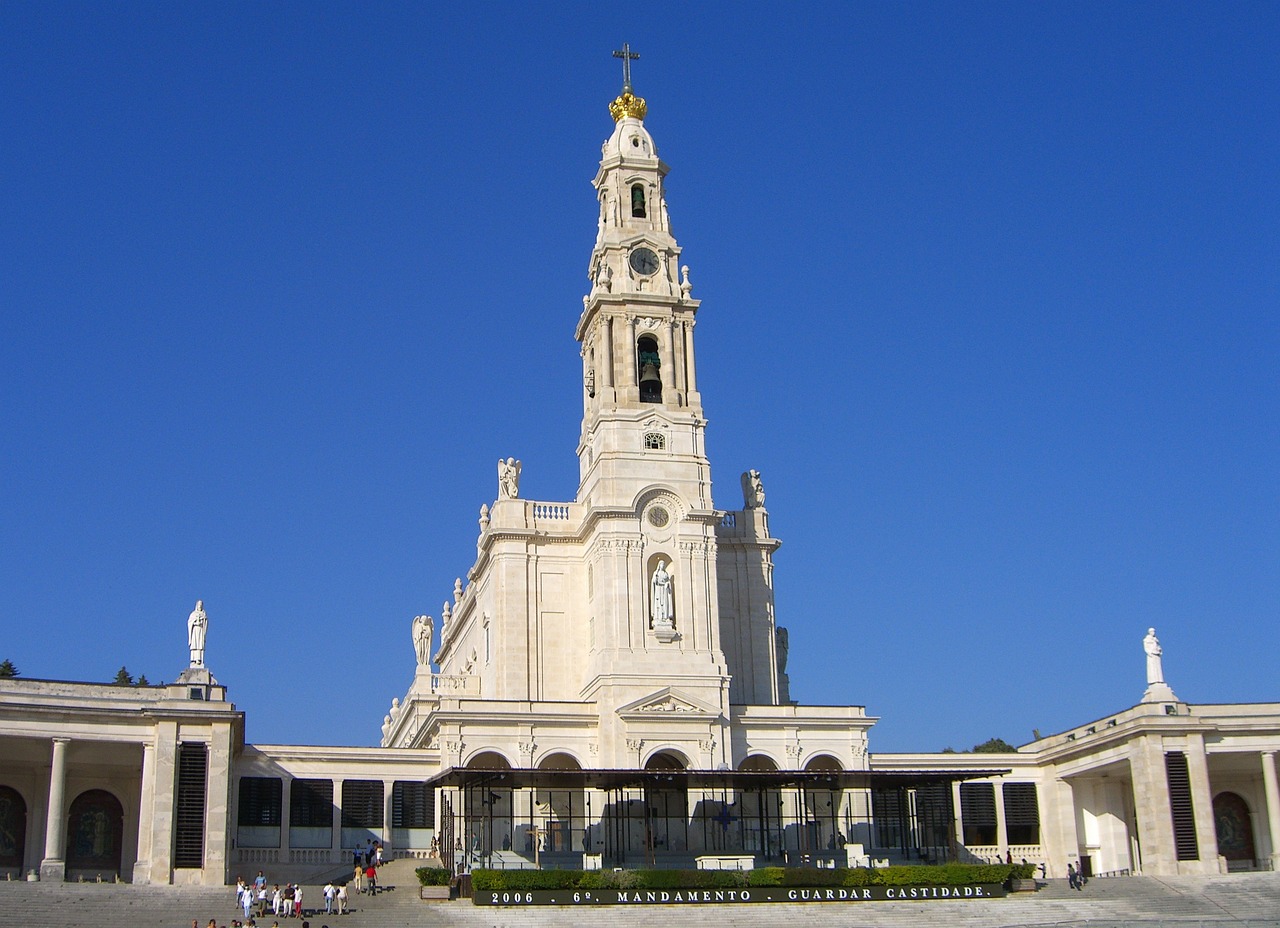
[498,457,522,499]
[1141,626,1178,704]
[413,615,433,667]
[741,469,765,509]
[187,600,208,667]
[1144,627,1164,684]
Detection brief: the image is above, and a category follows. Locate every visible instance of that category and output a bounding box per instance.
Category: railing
[532,503,571,521]
[392,849,442,860]
[288,848,337,865]
[235,849,280,864]
[432,673,480,695]
[719,512,737,529]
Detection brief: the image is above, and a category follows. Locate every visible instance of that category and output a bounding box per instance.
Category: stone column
[1044,776,1080,878]
[204,724,235,884]
[993,780,1009,858]
[1129,736,1174,875]
[660,326,680,401]
[684,320,698,394]
[40,738,70,881]
[625,317,637,398]
[332,782,343,863]
[279,777,292,863]
[1183,734,1221,873]
[601,316,614,388]
[382,780,396,858]
[1261,751,1280,867]
[632,541,647,649]
[665,318,686,401]
[133,742,157,884]
[950,781,965,850]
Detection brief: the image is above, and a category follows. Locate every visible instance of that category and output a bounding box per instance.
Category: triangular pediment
[617,687,717,718]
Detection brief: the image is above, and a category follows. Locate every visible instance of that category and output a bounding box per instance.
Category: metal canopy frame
[429,766,1009,872]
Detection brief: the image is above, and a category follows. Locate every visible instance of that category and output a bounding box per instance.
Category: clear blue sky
[2,3,1276,754]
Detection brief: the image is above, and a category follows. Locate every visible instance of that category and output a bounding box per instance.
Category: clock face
[629,247,660,276]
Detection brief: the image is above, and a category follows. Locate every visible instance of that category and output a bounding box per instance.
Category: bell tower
[575,50,709,512]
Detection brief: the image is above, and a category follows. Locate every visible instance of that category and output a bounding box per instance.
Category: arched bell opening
[631,183,646,218]
[637,335,662,403]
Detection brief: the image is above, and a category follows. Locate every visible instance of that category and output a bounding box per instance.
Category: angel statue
[498,457,522,499]
[412,615,433,667]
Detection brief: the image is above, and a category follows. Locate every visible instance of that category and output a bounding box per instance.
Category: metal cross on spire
[613,43,639,93]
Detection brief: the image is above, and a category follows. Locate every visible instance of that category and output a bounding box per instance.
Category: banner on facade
[474,884,1007,905]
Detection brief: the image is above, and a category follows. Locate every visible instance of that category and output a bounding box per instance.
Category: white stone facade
[1,80,1278,886]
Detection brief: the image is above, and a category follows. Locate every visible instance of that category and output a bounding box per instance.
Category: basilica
[1,70,1278,889]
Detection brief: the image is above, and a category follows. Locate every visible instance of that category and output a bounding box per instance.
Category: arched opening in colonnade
[65,788,124,880]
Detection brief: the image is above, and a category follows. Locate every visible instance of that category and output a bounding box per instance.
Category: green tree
[112,666,134,686]
[0,659,18,678]
[973,737,1018,753]
[135,674,151,686]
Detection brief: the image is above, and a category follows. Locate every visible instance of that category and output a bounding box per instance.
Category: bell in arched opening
[637,335,662,403]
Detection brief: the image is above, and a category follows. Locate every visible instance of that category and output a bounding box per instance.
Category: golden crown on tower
[609,91,647,122]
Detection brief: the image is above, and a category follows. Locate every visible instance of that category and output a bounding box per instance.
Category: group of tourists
[351,838,384,896]
[217,839,386,927]
[233,872,315,919]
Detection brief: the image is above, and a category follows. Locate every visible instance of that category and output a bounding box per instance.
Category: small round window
[647,507,670,528]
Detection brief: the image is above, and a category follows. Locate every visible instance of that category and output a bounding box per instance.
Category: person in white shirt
[271,885,282,915]
[292,884,302,918]
[323,882,336,914]
[335,884,348,915]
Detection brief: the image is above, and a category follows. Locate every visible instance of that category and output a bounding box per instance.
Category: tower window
[644,431,666,451]
[637,335,662,403]
[631,184,646,218]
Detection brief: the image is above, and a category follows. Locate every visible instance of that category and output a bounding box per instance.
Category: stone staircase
[0,871,1276,928]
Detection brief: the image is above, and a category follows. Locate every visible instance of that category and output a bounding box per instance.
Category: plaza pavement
[0,862,1276,928]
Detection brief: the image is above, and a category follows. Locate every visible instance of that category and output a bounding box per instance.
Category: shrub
[842,868,873,886]
[415,867,451,886]
[635,870,744,889]
[780,867,843,887]
[746,867,784,887]
[466,863,1015,892]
